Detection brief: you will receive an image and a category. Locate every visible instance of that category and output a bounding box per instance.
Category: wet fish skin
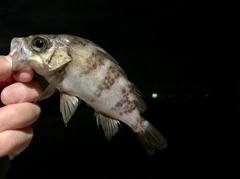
[9,34,167,155]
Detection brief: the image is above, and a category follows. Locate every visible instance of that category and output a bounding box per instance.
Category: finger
[1,79,42,105]
[13,67,34,83]
[0,55,34,83]
[0,126,33,159]
[0,103,40,132]
[0,80,8,89]
[0,56,12,80]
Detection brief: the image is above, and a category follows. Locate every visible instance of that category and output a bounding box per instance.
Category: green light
[152,93,158,99]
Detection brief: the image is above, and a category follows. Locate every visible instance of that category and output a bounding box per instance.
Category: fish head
[9,34,71,76]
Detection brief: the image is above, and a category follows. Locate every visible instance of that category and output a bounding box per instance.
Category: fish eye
[31,36,50,52]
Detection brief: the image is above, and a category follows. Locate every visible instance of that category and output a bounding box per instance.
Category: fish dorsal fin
[94,112,121,141]
[60,93,81,125]
[130,83,147,113]
[35,72,62,102]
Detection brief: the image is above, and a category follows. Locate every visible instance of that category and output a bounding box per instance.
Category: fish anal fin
[60,93,81,125]
[94,112,121,141]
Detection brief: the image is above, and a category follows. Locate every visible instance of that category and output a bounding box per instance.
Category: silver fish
[9,34,167,155]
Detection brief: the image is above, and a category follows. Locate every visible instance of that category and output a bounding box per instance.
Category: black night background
[0,0,215,178]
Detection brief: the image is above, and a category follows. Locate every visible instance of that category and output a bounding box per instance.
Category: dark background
[1,0,215,178]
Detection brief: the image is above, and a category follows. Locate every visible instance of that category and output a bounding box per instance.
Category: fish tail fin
[134,119,168,155]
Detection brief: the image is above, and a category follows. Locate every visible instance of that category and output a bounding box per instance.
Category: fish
[9,34,167,155]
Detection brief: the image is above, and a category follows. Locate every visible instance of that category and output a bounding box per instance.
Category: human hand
[0,56,42,160]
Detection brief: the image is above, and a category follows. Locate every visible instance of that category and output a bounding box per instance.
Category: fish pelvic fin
[94,112,121,141]
[60,93,81,125]
[134,119,168,155]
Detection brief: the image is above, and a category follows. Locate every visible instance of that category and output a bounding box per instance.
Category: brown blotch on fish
[111,107,116,111]
[95,65,120,97]
[68,37,87,46]
[103,75,115,90]
[121,87,127,95]
[83,52,104,74]
[115,100,123,108]
[123,102,136,114]
[114,93,137,115]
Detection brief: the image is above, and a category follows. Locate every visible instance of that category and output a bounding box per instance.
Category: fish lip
[9,38,23,56]
[9,38,30,72]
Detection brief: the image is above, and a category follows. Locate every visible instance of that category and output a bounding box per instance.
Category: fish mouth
[9,38,24,56]
[9,38,31,72]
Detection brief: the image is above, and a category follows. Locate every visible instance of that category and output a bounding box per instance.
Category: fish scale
[9,34,168,155]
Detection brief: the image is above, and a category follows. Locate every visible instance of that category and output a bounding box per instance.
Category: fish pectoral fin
[94,112,121,141]
[35,72,62,102]
[60,93,81,125]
